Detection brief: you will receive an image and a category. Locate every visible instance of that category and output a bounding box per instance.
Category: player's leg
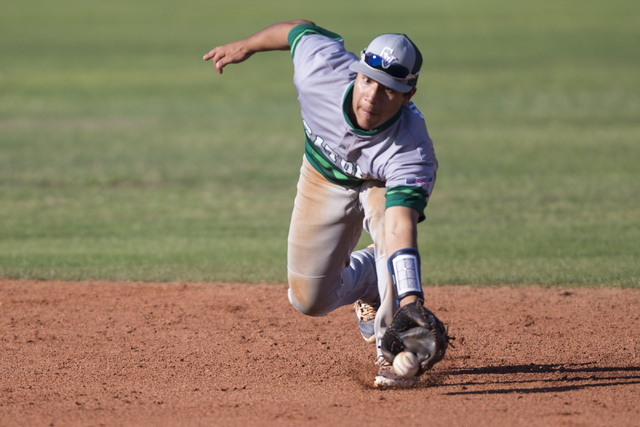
[287,157,379,317]
[359,181,396,358]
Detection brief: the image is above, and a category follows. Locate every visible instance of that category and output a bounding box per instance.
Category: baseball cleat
[374,357,420,388]
[354,299,379,343]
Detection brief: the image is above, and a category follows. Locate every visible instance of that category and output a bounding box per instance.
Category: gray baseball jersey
[288,24,438,221]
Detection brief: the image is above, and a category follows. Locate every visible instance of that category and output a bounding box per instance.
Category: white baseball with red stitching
[393,351,420,378]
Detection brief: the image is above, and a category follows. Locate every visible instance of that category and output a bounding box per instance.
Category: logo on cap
[379,47,398,69]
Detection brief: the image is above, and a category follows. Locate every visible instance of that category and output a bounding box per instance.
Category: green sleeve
[386,185,429,222]
[288,24,343,58]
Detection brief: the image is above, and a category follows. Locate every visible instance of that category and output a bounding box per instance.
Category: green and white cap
[349,33,422,93]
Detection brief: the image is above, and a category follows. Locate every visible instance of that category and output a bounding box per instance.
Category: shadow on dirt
[443,363,640,395]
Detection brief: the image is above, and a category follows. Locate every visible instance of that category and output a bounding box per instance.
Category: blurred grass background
[1,0,638,286]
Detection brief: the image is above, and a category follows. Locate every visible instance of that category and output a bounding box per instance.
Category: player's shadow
[442,363,640,395]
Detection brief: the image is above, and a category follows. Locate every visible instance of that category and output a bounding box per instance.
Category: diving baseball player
[204,20,448,386]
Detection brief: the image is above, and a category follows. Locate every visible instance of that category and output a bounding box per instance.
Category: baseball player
[204,20,448,386]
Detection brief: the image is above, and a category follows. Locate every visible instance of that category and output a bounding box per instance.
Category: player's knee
[288,291,328,317]
[287,274,332,317]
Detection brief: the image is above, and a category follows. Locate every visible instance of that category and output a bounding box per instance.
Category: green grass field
[1,0,638,286]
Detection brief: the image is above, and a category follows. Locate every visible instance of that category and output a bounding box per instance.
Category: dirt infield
[1,279,639,426]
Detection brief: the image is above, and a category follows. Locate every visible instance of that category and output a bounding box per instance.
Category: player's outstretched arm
[384,206,420,307]
[382,205,450,373]
[203,20,314,74]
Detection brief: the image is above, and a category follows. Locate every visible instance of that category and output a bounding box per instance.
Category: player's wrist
[387,248,424,303]
[399,295,419,307]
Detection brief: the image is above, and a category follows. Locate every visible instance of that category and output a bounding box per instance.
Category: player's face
[350,74,415,131]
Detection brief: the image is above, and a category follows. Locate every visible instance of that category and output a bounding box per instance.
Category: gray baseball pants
[287,156,397,357]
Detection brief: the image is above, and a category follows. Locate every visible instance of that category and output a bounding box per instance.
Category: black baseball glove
[380,300,449,375]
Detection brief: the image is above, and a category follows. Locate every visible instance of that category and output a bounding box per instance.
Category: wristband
[387,248,424,301]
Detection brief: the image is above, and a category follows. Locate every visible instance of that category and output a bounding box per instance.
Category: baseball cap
[349,33,422,93]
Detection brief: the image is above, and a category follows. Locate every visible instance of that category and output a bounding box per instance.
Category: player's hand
[203,41,253,74]
[380,300,449,375]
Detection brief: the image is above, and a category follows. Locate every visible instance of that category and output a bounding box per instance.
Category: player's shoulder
[290,24,356,87]
[399,102,430,144]
[288,24,343,59]
[405,101,424,121]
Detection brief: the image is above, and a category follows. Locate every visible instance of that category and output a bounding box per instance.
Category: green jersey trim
[304,137,429,220]
[342,83,403,135]
[288,24,343,59]
[386,185,428,222]
[305,137,364,187]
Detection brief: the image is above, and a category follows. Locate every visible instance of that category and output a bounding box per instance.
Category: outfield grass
[1,0,638,286]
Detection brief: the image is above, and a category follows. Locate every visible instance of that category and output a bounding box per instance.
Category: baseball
[393,351,420,378]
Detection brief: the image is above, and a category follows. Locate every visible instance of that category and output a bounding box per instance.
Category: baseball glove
[380,300,449,375]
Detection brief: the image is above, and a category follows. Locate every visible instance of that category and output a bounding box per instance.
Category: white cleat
[374,357,420,387]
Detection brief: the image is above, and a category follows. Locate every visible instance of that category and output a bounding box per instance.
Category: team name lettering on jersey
[303,120,363,179]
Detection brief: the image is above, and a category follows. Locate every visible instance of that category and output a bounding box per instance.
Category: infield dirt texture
[2,0,639,425]
[1,279,639,426]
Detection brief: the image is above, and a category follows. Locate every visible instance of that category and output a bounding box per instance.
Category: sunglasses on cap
[361,51,419,81]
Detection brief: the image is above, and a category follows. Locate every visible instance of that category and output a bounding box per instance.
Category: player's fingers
[214,55,228,74]
[203,47,218,61]
[202,48,226,74]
